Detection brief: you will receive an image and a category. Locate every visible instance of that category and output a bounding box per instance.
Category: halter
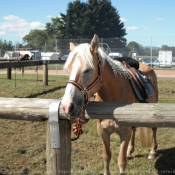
[67,52,102,141]
[67,52,102,107]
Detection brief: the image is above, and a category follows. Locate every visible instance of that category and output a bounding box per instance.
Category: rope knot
[71,118,83,141]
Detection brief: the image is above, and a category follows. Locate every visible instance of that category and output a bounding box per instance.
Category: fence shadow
[26,85,66,98]
[155,147,175,175]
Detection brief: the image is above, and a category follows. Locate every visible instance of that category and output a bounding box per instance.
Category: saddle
[114,57,154,102]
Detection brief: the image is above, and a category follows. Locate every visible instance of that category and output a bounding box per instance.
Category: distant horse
[61,34,158,175]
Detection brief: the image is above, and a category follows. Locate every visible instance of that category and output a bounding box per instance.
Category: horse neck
[96,60,137,102]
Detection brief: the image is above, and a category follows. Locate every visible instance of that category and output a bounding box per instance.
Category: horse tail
[139,127,151,147]
[138,64,158,148]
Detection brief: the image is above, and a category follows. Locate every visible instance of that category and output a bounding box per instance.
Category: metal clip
[49,100,61,148]
[81,88,88,95]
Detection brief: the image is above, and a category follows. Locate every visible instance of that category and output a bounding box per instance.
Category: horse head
[61,34,102,119]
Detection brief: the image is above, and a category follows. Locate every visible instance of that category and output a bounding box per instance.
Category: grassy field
[0,73,175,175]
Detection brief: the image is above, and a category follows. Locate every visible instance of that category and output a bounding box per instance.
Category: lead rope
[59,97,84,141]
[71,110,84,141]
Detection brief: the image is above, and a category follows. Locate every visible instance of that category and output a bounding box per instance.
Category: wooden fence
[0,97,175,174]
[0,60,65,85]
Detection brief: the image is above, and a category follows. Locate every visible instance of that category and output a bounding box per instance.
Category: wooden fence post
[7,68,11,79]
[46,120,71,175]
[43,61,48,86]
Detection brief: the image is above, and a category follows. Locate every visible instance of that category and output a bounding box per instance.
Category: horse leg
[118,127,132,175]
[148,127,158,159]
[97,121,111,175]
[127,127,136,158]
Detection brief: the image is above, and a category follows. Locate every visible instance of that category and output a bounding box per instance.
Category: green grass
[0,75,175,175]
[0,73,67,98]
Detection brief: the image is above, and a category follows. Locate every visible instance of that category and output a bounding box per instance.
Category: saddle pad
[121,60,154,101]
[139,73,154,97]
[129,78,145,101]
[129,73,154,102]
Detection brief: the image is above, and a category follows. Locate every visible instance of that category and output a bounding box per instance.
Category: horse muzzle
[61,100,82,119]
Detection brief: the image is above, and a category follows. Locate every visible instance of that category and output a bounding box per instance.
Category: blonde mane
[64,43,95,72]
[64,43,130,78]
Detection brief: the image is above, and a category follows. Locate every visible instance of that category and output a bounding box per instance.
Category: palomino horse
[61,34,158,175]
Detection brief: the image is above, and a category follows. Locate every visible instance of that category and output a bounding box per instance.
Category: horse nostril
[62,103,75,115]
[62,105,66,112]
[68,103,74,113]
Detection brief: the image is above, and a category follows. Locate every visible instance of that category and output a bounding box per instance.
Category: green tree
[84,0,126,39]
[161,45,169,50]
[152,49,158,57]
[46,0,126,45]
[127,41,140,51]
[46,15,67,39]
[23,29,50,51]
[160,45,175,56]
[65,0,87,38]
[45,0,127,55]
[126,41,140,55]
[169,46,175,57]
[45,1,88,39]
[0,39,13,56]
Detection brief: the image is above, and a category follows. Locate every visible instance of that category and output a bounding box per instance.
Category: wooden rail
[0,60,65,68]
[1,97,175,175]
[1,98,175,127]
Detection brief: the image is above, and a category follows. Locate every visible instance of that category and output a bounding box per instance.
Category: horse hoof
[127,154,134,159]
[148,153,157,160]
[104,172,111,175]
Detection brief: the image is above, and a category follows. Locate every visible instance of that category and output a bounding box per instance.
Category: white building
[41,52,60,60]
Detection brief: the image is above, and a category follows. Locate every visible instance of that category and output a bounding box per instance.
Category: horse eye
[83,69,92,74]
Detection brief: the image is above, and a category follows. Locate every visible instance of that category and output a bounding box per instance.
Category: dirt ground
[1,69,174,77]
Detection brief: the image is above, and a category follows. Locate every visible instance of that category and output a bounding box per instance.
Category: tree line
[0,0,175,57]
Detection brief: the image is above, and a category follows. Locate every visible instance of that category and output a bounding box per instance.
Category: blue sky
[0,0,174,47]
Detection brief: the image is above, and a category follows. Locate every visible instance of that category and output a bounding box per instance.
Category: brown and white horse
[61,34,158,175]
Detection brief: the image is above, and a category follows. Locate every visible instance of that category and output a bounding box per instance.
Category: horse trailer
[158,50,172,68]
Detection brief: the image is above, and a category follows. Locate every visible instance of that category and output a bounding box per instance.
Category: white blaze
[61,58,81,105]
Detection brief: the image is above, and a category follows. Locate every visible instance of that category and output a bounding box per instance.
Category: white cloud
[0,31,6,35]
[4,15,25,22]
[46,15,61,19]
[126,26,139,30]
[154,18,163,21]
[120,18,128,22]
[0,15,45,39]
[30,22,45,29]
[46,15,54,19]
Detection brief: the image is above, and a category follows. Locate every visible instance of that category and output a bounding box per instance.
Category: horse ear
[70,42,76,51]
[90,34,100,53]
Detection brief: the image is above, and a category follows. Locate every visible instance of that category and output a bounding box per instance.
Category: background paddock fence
[0,97,175,175]
[0,60,65,85]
